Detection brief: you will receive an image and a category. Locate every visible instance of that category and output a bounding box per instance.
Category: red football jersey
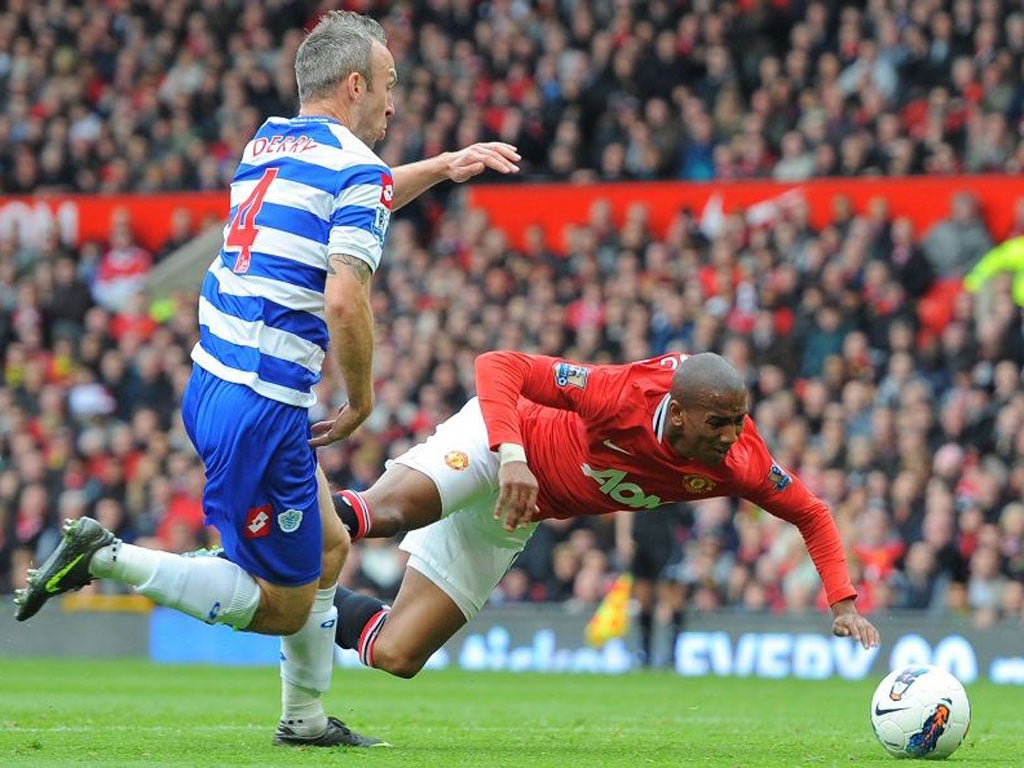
[476,350,856,606]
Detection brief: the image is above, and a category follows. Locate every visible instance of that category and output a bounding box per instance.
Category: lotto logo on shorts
[244,505,272,538]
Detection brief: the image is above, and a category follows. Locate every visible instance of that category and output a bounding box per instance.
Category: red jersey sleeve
[475,351,623,450]
[738,421,857,607]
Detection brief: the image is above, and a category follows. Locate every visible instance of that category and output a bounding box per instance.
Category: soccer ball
[869,665,971,759]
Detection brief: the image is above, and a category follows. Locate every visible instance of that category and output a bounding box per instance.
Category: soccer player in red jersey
[330,350,880,677]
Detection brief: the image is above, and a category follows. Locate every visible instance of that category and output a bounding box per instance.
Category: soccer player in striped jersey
[14,11,519,748]
[330,351,880,687]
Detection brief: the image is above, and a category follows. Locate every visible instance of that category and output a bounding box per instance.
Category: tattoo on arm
[327,253,372,285]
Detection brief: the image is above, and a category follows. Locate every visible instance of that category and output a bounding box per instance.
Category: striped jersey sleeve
[191,116,393,408]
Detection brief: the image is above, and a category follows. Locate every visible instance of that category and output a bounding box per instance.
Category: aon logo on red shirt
[581,464,662,509]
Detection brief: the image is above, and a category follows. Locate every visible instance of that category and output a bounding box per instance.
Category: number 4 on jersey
[226,167,278,274]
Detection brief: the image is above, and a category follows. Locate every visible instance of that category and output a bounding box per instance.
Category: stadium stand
[2,0,1024,637]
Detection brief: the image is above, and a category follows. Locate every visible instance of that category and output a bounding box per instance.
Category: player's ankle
[280,687,326,736]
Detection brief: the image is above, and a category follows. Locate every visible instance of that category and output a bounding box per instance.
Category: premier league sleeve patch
[553,361,591,389]
[371,205,390,247]
[767,463,792,492]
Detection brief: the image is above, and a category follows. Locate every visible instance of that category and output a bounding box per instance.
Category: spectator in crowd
[3,2,1024,191]
[90,219,153,312]
[891,541,949,613]
[964,234,1024,308]
[923,192,994,278]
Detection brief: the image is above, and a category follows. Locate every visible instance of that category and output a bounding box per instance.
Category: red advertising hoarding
[2,175,1022,256]
[0,192,226,253]
[467,175,1024,251]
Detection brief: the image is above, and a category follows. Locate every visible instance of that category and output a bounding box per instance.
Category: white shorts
[394,398,536,619]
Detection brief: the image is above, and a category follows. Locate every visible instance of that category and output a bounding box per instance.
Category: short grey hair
[295,11,387,104]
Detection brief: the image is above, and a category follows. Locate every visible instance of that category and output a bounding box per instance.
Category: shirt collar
[652,392,672,443]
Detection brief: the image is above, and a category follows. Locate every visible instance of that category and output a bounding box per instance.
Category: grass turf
[0,658,1018,767]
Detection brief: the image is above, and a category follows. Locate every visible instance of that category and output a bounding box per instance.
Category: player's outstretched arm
[493,444,539,532]
[830,597,881,649]
[740,424,880,647]
[390,142,521,210]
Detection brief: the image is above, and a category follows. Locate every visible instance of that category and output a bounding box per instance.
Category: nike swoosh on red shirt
[602,439,635,456]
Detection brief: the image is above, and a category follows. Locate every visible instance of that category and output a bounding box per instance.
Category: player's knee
[276,614,308,636]
[320,524,348,584]
[378,654,425,679]
[370,639,426,679]
[321,546,344,585]
[251,590,313,635]
[250,611,307,636]
[259,606,309,636]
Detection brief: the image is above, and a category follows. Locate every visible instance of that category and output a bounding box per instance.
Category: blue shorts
[181,365,321,586]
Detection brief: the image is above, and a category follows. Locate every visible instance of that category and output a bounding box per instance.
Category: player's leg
[630,508,681,667]
[633,575,656,667]
[275,466,384,747]
[334,462,444,541]
[630,530,672,667]
[16,367,317,634]
[13,516,267,629]
[332,462,454,675]
[332,398,531,676]
[660,578,687,669]
[362,566,467,677]
[329,395,488,644]
[179,364,323,636]
[334,506,531,678]
[332,398,493,543]
[15,514,312,633]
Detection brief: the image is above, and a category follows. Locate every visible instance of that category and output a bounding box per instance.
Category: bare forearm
[391,155,449,210]
[391,143,521,209]
[328,295,374,414]
[325,253,375,416]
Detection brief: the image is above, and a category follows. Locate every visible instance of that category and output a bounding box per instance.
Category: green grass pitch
[0,658,1019,767]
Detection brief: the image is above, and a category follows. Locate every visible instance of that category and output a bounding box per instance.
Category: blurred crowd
[3,0,1024,638]
[3,181,1024,634]
[3,0,1024,193]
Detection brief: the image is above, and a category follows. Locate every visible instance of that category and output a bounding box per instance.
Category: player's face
[353,42,396,145]
[667,389,747,465]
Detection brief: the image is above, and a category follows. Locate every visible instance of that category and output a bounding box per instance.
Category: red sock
[357,607,390,668]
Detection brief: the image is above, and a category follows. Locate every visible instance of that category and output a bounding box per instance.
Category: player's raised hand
[830,598,881,649]
[309,402,371,448]
[445,142,521,183]
[494,460,539,532]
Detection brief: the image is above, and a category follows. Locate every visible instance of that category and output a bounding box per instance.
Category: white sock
[91,542,260,630]
[279,585,338,735]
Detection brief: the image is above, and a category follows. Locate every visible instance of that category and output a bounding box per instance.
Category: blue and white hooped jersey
[191,115,393,408]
